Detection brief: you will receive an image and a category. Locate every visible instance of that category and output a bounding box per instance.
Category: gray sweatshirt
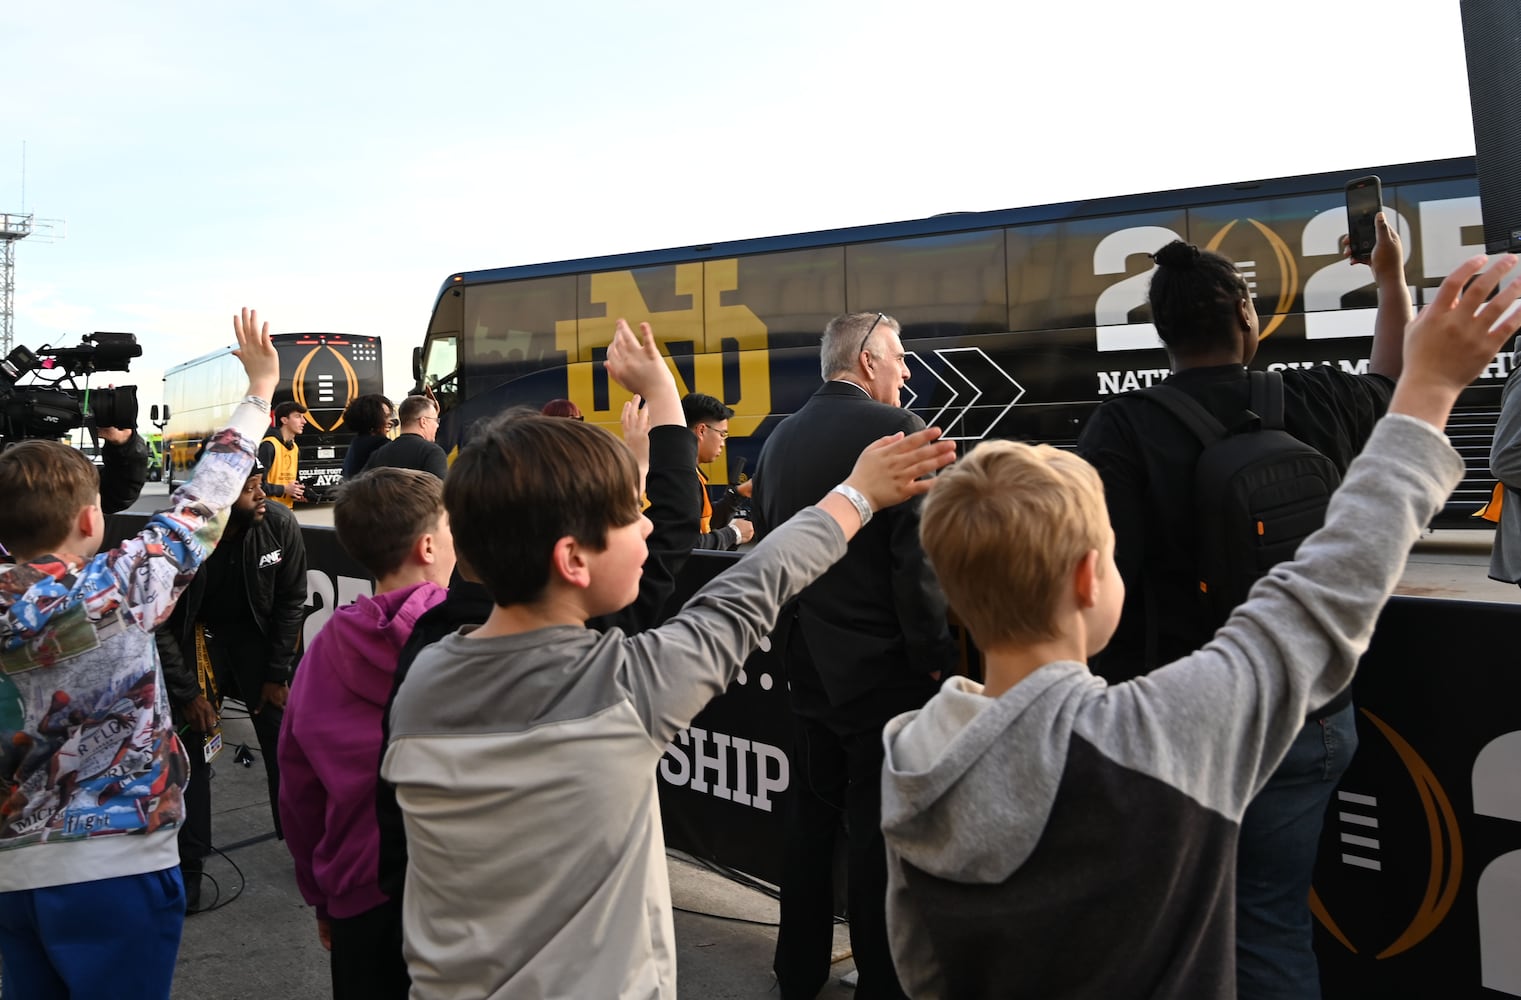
[383,507,847,1000]
[880,414,1463,999]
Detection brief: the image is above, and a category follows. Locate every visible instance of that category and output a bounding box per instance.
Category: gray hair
[820,312,901,380]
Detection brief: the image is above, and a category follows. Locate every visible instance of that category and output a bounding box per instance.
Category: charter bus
[162,333,384,490]
[413,156,1506,522]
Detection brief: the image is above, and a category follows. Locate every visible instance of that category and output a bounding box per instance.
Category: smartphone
[1345,175,1383,264]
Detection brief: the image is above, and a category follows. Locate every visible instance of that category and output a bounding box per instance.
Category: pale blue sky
[2,1,1479,414]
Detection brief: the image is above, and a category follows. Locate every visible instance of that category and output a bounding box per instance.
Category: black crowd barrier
[106,512,1521,998]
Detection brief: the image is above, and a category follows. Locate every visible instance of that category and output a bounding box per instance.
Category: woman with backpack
[1076,213,1410,1000]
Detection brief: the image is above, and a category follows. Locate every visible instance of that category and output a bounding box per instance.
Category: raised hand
[605,319,672,399]
[842,426,957,513]
[605,319,684,428]
[1367,213,1405,284]
[621,392,652,490]
[231,307,279,398]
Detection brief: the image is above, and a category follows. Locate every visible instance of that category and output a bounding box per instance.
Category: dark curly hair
[342,393,394,436]
[1147,240,1252,356]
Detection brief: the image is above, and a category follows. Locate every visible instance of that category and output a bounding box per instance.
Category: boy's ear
[1073,549,1100,610]
[550,535,591,590]
[76,502,103,544]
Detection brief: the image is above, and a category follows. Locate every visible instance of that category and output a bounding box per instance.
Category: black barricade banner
[652,551,793,885]
[1316,596,1521,998]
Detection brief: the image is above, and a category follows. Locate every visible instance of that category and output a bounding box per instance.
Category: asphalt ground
[168,712,856,999]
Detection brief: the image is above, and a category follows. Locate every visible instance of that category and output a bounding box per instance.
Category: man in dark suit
[363,394,449,480]
[753,311,956,999]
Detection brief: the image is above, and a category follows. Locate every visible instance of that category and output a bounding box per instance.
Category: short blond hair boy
[879,253,1521,998]
[920,441,1108,646]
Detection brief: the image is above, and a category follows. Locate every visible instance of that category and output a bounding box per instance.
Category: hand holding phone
[1345,175,1383,265]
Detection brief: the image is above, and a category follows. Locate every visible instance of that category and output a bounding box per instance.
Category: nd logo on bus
[552,259,770,486]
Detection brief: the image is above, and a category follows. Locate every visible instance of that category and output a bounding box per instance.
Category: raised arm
[110,309,280,630]
[596,318,703,632]
[1103,253,1521,819]
[1366,212,1413,379]
[98,426,149,514]
[620,427,956,743]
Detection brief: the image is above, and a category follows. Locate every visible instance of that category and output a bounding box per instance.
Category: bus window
[462,275,575,376]
[711,247,845,351]
[845,231,1006,339]
[1006,209,1188,335]
[422,335,459,408]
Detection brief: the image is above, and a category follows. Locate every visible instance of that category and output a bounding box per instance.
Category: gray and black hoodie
[880,414,1463,999]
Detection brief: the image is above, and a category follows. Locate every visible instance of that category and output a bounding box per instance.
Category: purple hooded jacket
[278,580,447,919]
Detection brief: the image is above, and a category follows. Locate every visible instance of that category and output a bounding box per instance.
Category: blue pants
[1236,702,1359,1000]
[0,867,185,1000]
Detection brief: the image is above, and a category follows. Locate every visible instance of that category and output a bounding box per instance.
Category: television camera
[0,332,143,447]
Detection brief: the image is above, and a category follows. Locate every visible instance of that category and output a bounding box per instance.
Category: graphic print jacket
[0,401,266,892]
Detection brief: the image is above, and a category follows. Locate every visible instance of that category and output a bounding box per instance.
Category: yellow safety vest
[261,434,300,508]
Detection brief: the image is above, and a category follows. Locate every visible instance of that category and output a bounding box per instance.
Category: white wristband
[829,483,873,527]
[243,394,271,413]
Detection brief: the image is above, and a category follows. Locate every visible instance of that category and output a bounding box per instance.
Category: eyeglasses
[702,425,729,439]
[857,312,885,358]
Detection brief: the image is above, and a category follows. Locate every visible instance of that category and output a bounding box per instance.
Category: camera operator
[98,425,150,514]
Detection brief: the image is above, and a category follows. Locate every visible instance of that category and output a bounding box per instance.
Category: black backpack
[1136,371,1341,624]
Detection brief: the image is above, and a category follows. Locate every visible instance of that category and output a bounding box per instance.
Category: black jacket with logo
[159,500,308,707]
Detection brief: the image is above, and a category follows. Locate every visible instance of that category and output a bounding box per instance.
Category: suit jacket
[752,381,955,718]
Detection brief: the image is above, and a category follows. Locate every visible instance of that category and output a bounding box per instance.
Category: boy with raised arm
[381,320,956,999]
[879,253,1521,999]
[0,310,279,999]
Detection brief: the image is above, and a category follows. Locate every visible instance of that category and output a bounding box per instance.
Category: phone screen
[1345,176,1382,263]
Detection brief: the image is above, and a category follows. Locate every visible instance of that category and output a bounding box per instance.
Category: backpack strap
[1132,384,1230,447]
[1248,370,1287,431]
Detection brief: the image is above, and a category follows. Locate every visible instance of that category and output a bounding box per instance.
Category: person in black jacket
[158,461,308,911]
[1074,219,1410,1000]
[363,394,448,480]
[98,425,150,513]
[341,393,396,479]
[754,311,956,1000]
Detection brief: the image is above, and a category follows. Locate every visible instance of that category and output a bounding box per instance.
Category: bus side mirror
[412,346,423,384]
[151,405,162,421]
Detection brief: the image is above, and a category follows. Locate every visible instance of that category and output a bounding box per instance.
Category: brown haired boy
[381,319,956,999]
[0,310,278,999]
[277,467,455,999]
[878,253,1521,998]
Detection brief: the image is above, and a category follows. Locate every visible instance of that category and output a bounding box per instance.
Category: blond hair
[921,440,1109,648]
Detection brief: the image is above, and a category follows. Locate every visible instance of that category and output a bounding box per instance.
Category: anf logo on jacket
[259,550,283,569]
